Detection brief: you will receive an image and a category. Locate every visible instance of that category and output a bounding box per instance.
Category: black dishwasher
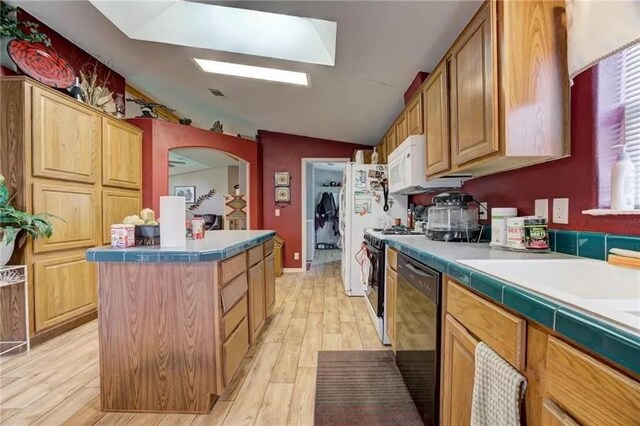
[396,252,441,426]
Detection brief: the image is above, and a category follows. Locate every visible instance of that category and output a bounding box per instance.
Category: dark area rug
[314,350,424,425]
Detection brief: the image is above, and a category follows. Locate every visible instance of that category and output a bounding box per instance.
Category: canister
[524,216,549,250]
[111,224,135,248]
[191,218,205,240]
[506,217,526,249]
[490,208,517,247]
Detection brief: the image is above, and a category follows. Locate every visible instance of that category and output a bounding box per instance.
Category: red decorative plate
[7,40,76,89]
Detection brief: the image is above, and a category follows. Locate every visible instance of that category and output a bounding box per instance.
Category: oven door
[364,242,384,318]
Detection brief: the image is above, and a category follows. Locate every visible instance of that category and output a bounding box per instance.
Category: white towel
[471,342,527,426]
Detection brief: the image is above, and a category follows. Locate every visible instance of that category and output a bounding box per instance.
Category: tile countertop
[87,230,276,263]
[369,230,640,376]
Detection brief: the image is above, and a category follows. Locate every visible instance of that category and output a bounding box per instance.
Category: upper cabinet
[423,62,450,176]
[102,118,143,189]
[32,87,101,184]
[395,113,408,146]
[449,3,497,167]
[385,126,397,155]
[406,92,423,136]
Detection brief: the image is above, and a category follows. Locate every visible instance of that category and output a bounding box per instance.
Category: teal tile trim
[447,262,471,285]
[469,273,504,302]
[87,232,276,263]
[555,308,640,375]
[554,230,578,255]
[577,232,606,260]
[606,234,640,254]
[502,286,558,329]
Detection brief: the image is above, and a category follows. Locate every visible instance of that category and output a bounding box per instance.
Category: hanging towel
[471,342,527,426]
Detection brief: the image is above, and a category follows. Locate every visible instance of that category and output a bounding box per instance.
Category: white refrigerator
[339,163,407,296]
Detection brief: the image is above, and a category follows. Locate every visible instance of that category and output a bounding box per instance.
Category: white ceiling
[169,147,239,175]
[14,0,481,145]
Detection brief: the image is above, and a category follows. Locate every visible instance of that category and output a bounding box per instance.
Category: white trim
[300,158,349,268]
[283,267,305,273]
[582,209,640,216]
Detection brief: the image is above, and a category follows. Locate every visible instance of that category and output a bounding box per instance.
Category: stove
[373,226,424,236]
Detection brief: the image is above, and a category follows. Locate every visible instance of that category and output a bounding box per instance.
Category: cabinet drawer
[546,336,640,426]
[263,239,274,257]
[34,252,96,331]
[220,253,246,284]
[32,182,99,253]
[102,118,142,189]
[222,295,247,341]
[220,272,247,313]
[247,245,263,267]
[386,248,397,271]
[31,87,100,184]
[102,189,141,244]
[223,317,249,385]
[446,280,526,370]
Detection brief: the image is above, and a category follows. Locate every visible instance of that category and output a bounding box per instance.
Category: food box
[111,224,135,248]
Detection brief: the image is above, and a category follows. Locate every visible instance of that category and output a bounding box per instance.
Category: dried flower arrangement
[0,268,25,285]
[79,62,116,114]
[188,189,216,212]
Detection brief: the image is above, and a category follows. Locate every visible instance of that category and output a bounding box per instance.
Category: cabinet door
[541,400,580,426]
[102,118,142,189]
[32,87,100,184]
[386,267,397,348]
[264,253,275,314]
[406,93,424,136]
[102,189,142,244]
[385,126,397,156]
[441,314,479,426]
[395,113,408,146]
[222,317,249,385]
[34,252,96,331]
[423,62,450,176]
[248,260,265,341]
[32,182,99,253]
[449,3,497,166]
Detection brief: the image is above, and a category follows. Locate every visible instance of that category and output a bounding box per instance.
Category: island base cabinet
[248,261,265,343]
[223,317,249,385]
[264,253,275,313]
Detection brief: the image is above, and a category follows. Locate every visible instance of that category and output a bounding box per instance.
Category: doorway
[301,158,349,270]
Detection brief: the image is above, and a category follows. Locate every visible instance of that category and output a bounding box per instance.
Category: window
[623,42,640,207]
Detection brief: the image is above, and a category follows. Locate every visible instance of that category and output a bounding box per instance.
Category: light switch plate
[479,202,488,220]
[552,198,569,224]
[294,252,300,260]
[275,209,280,217]
[535,199,549,221]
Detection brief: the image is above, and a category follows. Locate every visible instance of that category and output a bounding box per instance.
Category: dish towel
[471,342,527,426]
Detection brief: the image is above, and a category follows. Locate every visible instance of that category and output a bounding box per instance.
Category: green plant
[0,3,51,46]
[0,175,59,245]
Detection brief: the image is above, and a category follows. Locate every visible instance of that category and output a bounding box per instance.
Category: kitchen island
[87,230,276,414]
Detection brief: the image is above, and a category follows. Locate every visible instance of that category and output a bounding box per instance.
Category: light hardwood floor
[0,250,384,425]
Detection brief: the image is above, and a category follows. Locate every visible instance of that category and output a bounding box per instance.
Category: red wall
[130,119,262,229]
[259,130,369,269]
[411,67,640,235]
[1,7,125,95]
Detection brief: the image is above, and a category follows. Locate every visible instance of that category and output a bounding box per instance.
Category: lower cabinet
[264,253,275,313]
[222,317,249,385]
[248,260,265,342]
[385,266,397,348]
[33,252,96,331]
[541,399,580,426]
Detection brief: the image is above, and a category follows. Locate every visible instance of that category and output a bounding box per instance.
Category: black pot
[135,225,160,238]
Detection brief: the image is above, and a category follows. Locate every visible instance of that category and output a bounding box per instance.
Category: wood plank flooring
[0,250,384,425]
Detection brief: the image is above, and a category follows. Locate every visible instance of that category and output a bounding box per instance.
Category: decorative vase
[0,235,15,267]
[0,36,18,72]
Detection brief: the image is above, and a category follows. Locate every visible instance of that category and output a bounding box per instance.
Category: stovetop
[373,226,423,236]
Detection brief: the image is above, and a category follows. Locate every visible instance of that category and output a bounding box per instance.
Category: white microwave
[387,135,468,194]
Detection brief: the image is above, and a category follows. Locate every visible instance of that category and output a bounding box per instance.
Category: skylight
[194,59,309,86]
[89,0,337,66]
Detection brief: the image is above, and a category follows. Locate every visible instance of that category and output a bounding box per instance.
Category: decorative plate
[7,40,76,89]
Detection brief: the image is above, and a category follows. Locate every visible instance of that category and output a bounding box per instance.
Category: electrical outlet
[294,252,300,260]
[479,202,488,220]
[535,199,549,221]
[275,209,280,217]
[552,198,569,224]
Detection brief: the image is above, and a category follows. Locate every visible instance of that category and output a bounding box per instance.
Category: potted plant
[0,175,58,266]
[0,3,51,72]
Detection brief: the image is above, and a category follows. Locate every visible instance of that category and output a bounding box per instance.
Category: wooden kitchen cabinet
[33,252,96,331]
[248,260,265,342]
[385,126,397,157]
[395,113,408,147]
[449,2,497,167]
[31,86,101,184]
[102,188,142,244]
[423,62,450,177]
[102,117,143,189]
[541,400,580,426]
[222,317,250,385]
[406,92,423,136]
[441,314,479,426]
[264,253,275,313]
[385,266,397,349]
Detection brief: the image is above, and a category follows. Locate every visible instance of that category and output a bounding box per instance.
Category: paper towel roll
[160,196,186,247]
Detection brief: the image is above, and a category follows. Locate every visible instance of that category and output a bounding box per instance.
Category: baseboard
[283,268,305,273]
[30,309,97,347]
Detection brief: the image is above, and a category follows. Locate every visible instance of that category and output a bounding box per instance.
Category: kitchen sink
[458,259,640,334]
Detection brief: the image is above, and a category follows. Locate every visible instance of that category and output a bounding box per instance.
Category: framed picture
[275,187,291,204]
[274,172,290,187]
[174,186,196,203]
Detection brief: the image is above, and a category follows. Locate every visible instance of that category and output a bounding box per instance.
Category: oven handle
[405,262,437,278]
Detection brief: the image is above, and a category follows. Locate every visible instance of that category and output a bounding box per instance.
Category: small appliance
[426,192,481,242]
[387,135,468,195]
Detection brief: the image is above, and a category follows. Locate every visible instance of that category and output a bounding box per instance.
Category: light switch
[294,252,300,260]
[552,198,569,224]
[275,209,280,217]
[534,199,549,221]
